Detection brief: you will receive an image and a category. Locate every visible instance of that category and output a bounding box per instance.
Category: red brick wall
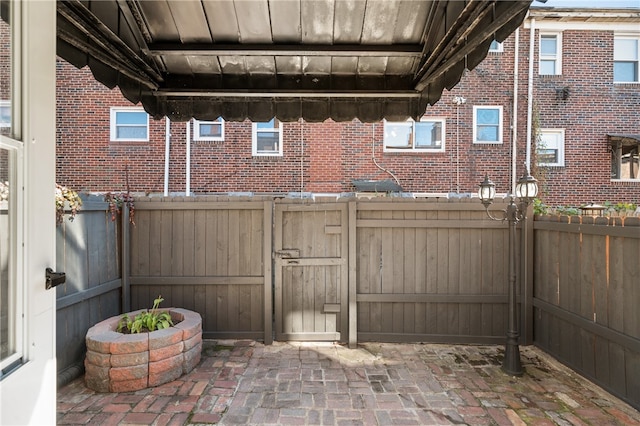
[55,25,640,208]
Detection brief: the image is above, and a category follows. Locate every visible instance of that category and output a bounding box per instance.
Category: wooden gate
[274,201,349,341]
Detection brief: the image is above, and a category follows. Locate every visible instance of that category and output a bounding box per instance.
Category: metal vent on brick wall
[352,179,403,193]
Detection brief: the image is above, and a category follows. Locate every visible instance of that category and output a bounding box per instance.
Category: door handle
[45,268,66,290]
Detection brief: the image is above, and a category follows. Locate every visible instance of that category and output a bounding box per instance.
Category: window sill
[193,139,224,144]
[610,179,640,183]
[384,149,445,154]
[109,140,150,146]
[252,154,282,159]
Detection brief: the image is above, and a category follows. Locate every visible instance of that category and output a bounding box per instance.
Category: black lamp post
[478,171,538,376]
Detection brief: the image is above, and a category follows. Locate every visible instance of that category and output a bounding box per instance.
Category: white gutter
[512,28,520,194]
[526,17,536,172]
[163,118,170,196]
[186,121,191,196]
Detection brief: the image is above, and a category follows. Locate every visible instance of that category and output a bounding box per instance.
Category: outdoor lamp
[478,175,496,207]
[515,172,539,203]
[478,169,538,377]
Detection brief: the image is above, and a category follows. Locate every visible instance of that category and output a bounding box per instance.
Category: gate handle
[45,268,66,290]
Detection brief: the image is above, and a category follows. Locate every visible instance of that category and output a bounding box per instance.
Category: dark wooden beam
[148,43,424,58]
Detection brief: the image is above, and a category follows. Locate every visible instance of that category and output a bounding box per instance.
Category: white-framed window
[194,118,224,141]
[473,106,503,144]
[537,129,565,167]
[614,35,639,83]
[110,107,149,142]
[489,40,503,53]
[252,118,283,156]
[0,101,10,128]
[383,118,445,152]
[539,32,562,75]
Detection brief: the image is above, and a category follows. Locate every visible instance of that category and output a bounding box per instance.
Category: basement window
[110,107,149,142]
[383,118,445,152]
[610,135,640,180]
[194,118,224,141]
[252,119,283,156]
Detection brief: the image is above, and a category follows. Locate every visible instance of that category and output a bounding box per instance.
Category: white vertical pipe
[300,118,304,195]
[163,118,170,196]
[186,121,191,196]
[512,28,520,193]
[526,18,536,172]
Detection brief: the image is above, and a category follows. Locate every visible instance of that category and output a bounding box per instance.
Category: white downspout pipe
[526,17,536,172]
[512,28,520,193]
[163,118,171,196]
[186,121,191,196]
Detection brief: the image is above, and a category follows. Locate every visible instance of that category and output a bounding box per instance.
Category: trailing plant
[105,191,135,224]
[105,162,135,224]
[529,101,548,198]
[117,295,173,334]
[56,183,82,225]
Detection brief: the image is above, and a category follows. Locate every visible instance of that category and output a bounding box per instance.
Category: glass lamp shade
[478,175,496,206]
[515,172,538,202]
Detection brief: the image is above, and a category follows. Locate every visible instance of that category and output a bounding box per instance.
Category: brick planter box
[84,308,202,392]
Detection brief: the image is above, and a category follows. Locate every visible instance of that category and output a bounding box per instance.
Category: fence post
[121,203,130,313]
[348,200,357,348]
[263,199,273,345]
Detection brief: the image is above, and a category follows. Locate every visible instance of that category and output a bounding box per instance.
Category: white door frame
[0,1,57,424]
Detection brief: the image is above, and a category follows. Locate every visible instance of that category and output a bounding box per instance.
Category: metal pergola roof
[56,0,534,122]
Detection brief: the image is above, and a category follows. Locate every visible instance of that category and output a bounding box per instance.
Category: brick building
[55,5,640,207]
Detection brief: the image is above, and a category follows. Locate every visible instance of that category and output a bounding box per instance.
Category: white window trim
[538,128,565,167]
[473,106,503,144]
[252,120,283,156]
[489,40,503,53]
[109,107,149,142]
[613,33,640,84]
[193,118,225,141]
[539,32,562,76]
[0,136,24,375]
[383,118,446,153]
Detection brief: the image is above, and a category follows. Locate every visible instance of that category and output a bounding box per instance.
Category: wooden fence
[533,215,640,410]
[129,196,524,346]
[52,195,640,410]
[353,199,519,344]
[129,196,271,341]
[55,199,123,385]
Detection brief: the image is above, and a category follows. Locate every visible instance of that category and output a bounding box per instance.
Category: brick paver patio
[57,340,640,425]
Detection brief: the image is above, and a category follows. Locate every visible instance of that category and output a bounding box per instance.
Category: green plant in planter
[117,295,174,334]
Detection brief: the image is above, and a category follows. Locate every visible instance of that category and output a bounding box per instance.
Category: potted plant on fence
[84,296,202,392]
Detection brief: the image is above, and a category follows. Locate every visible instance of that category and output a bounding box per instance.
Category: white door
[0,1,57,424]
